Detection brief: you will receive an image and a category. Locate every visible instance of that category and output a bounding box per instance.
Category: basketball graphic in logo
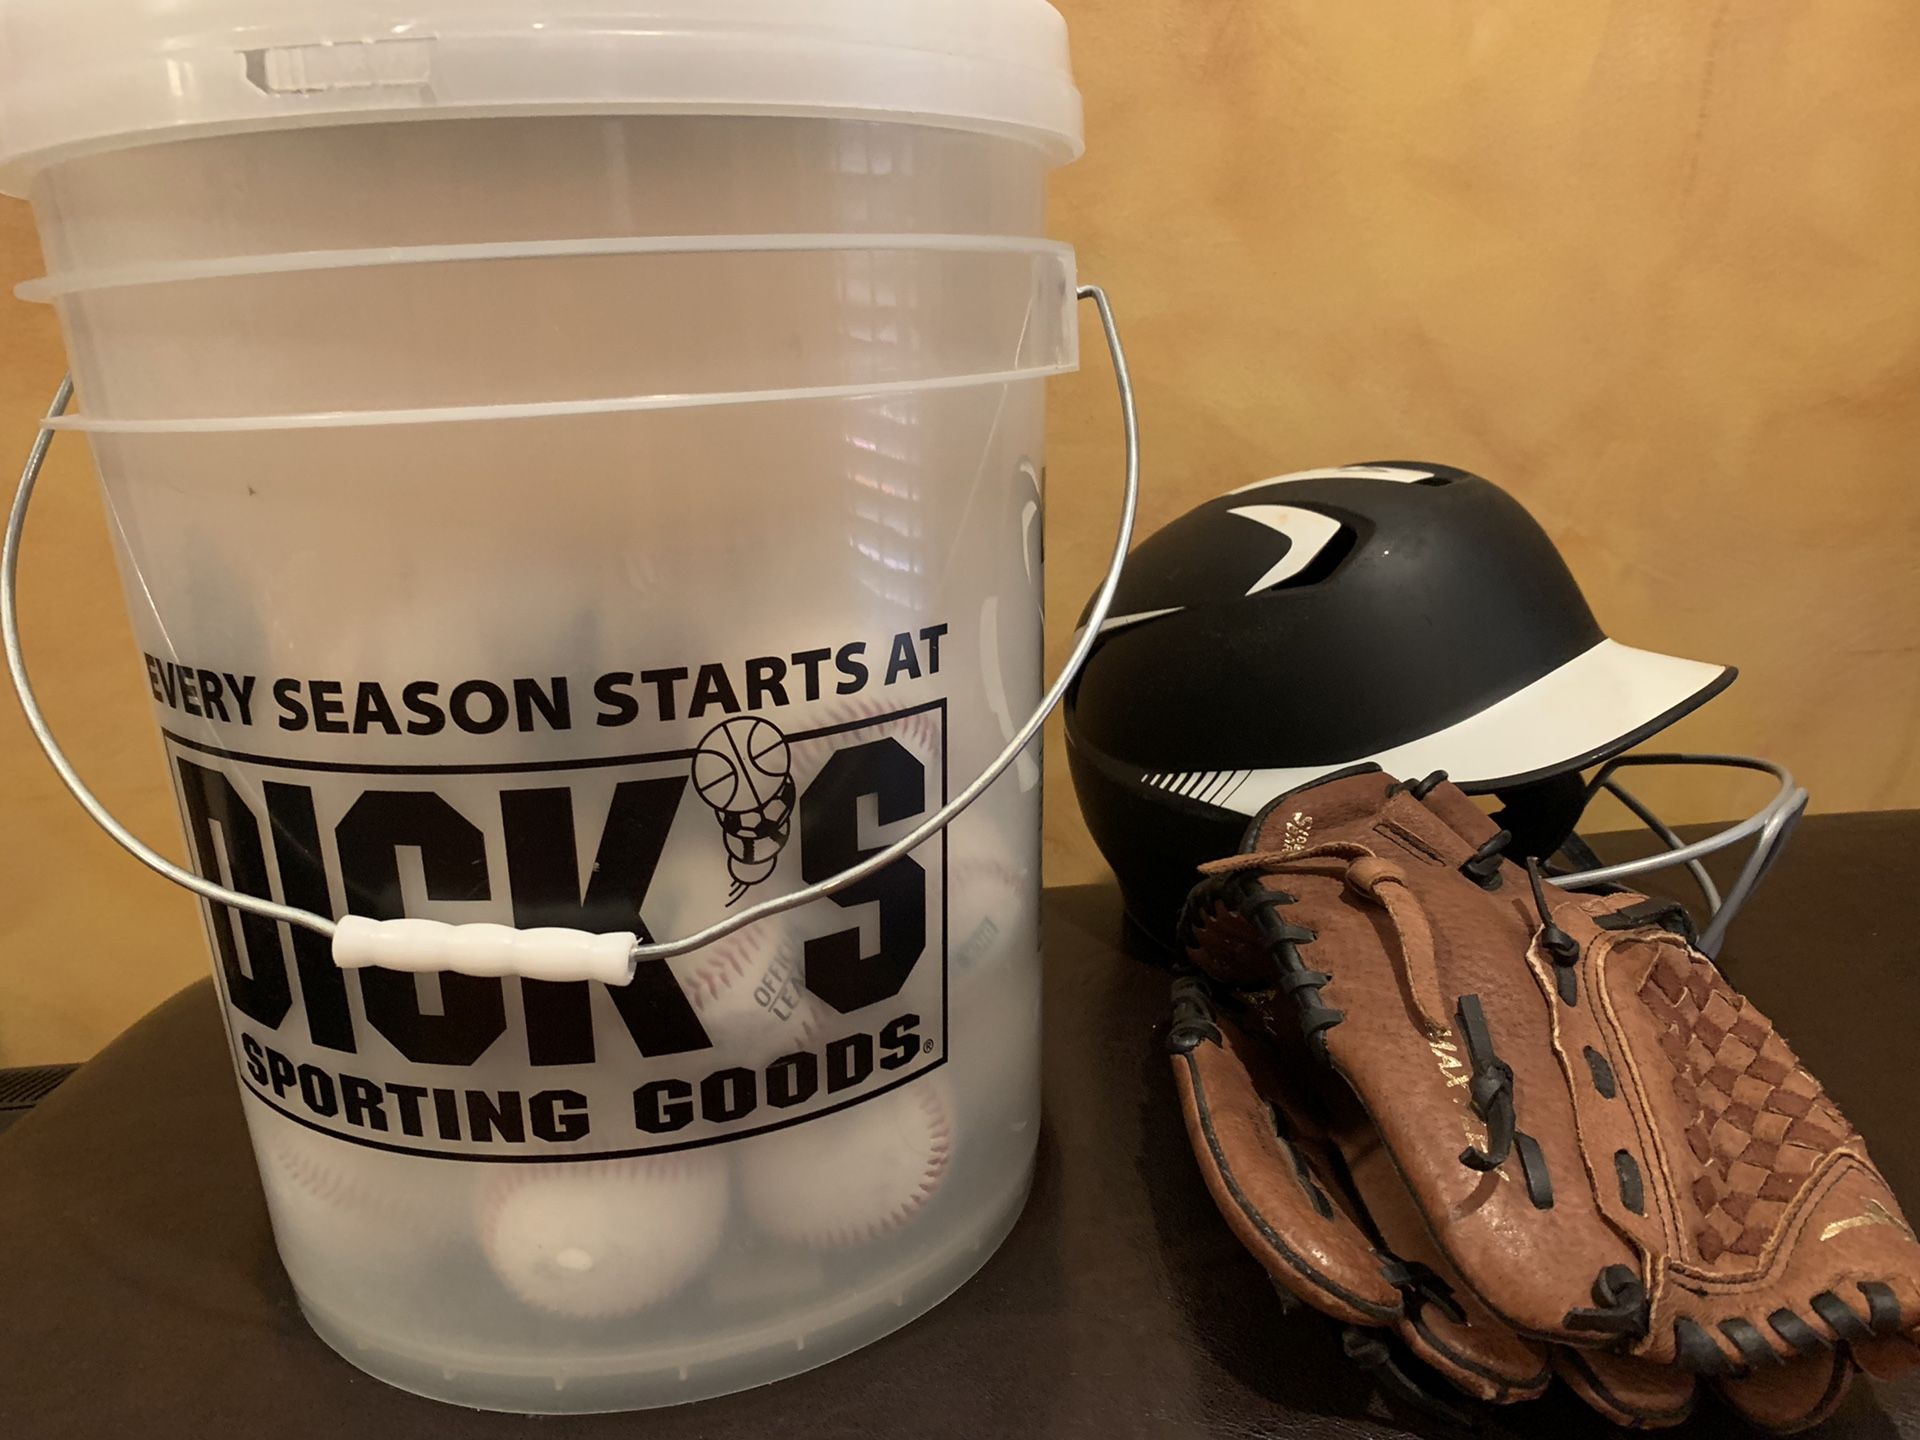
[693,717,797,902]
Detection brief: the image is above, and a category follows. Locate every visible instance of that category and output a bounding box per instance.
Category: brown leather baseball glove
[1168,767,1920,1431]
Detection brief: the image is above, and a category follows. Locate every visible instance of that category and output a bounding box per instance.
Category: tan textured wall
[1041,0,1920,885]
[2,2,1917,1063]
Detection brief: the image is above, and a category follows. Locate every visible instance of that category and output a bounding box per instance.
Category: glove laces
[1201,842,1451,1037]
[1197,838,1524,1176]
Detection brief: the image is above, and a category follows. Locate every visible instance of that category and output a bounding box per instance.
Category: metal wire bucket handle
[3,285,1140,986]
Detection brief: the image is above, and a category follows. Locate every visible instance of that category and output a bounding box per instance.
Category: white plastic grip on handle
[333,917,639,986]
[2,285,1140,987]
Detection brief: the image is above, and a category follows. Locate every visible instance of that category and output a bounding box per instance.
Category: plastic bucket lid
[0,0,1083,194]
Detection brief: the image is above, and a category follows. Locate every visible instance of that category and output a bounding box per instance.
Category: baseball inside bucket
[0,0,1119,1414]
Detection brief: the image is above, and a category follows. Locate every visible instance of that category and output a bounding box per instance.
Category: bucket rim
[0,6,1084,193]
[47,361,1080,435]
[18,232,1077,303]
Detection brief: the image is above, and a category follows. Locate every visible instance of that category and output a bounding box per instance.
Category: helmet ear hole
[1261,525,1358,592]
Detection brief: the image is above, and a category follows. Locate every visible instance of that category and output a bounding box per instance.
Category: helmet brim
[1185,640,1735,815]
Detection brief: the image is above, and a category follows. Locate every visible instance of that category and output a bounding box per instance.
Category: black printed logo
[692,717,796,903]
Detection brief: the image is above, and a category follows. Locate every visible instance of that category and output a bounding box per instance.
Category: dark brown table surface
[4,813,1918,1439]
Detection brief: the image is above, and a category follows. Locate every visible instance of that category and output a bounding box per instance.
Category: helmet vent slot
[1263,526,1358,591]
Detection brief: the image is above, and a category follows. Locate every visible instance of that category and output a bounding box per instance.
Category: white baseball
[739,1081,954,1249]
[477,1154,730,1319]
[791,693,943,798]
[678,918,826,1069]
[948,952,1043,1142]
[253,1115,467,1261]
[944,821,1035,980]
[941,812,1042,1142]
[802,694,1034,979]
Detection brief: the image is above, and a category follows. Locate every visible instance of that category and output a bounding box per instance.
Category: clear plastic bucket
[8,112,1101,1411]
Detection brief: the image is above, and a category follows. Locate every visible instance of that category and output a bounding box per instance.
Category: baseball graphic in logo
[692,716,797,902]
